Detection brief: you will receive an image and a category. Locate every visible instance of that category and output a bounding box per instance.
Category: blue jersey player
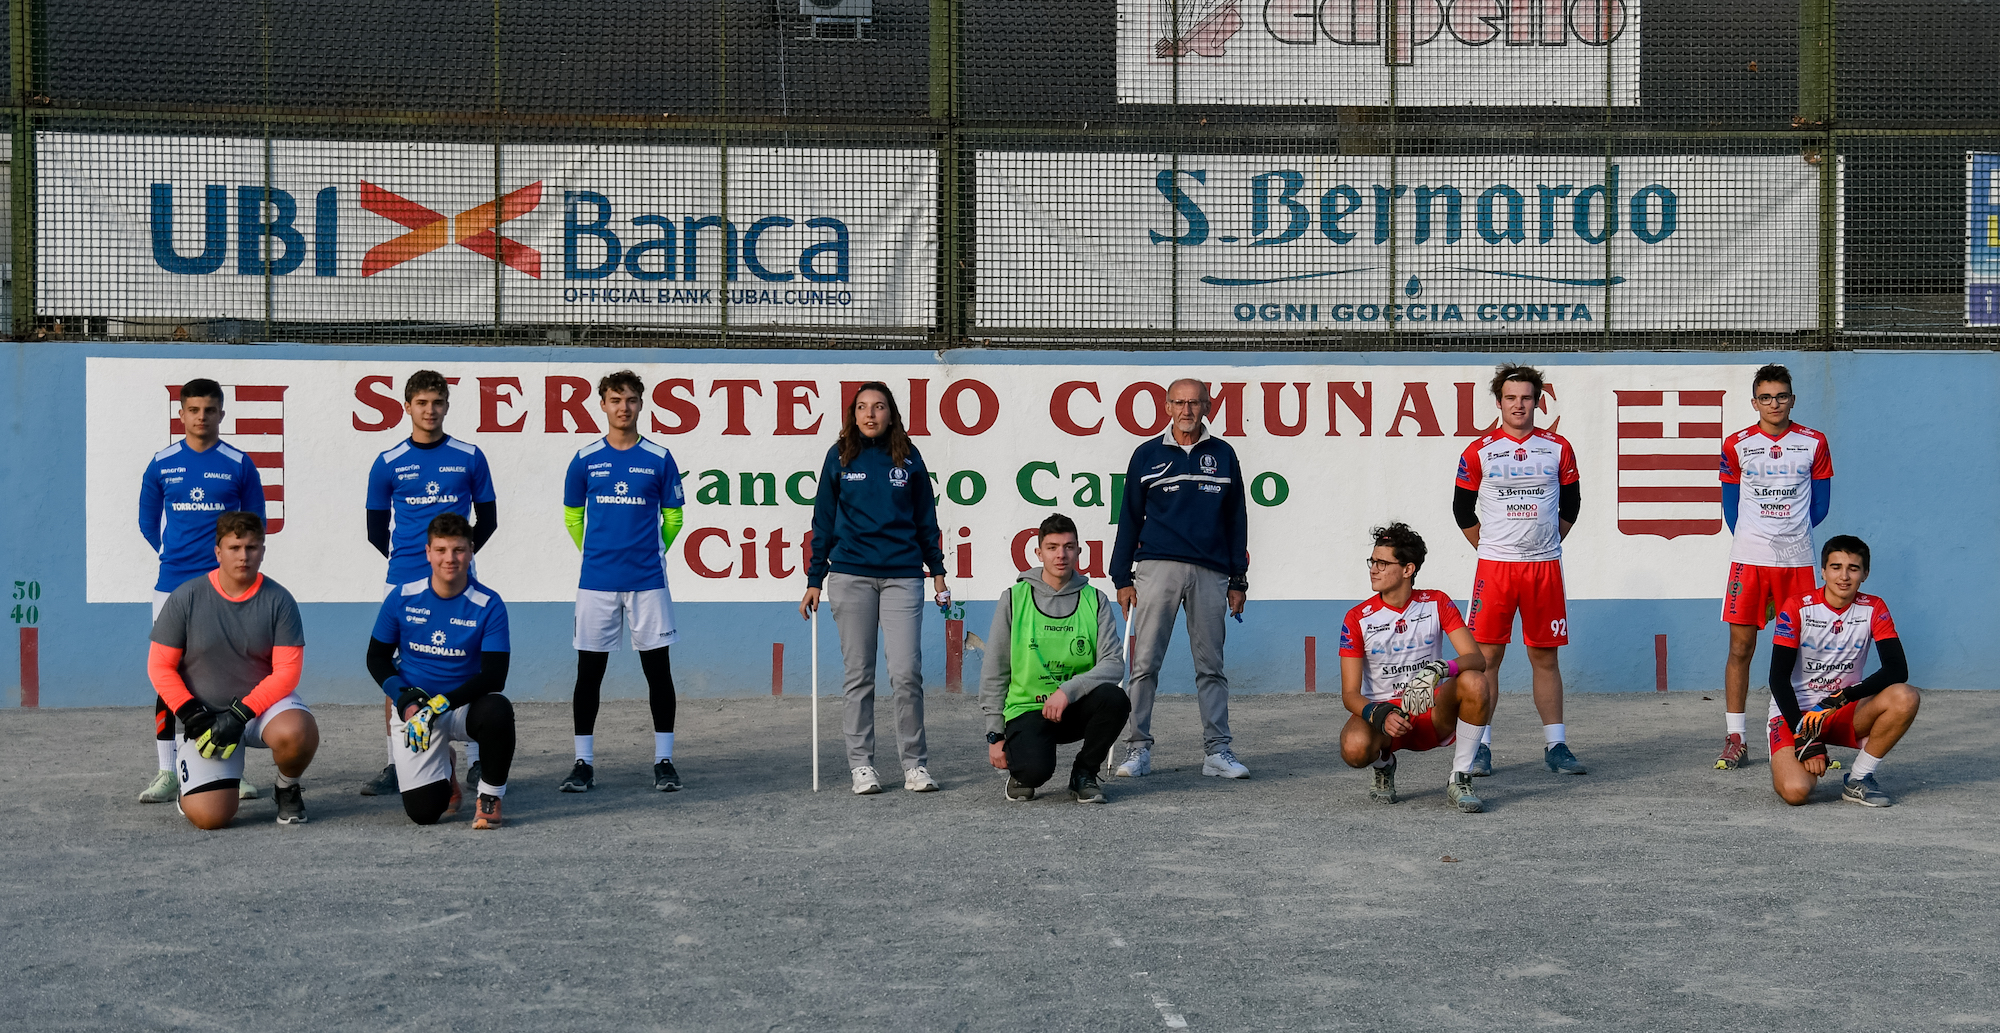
[361,370,498,797]
[136,378,267,804]
[558,369,688,796]
[367,513,514,829]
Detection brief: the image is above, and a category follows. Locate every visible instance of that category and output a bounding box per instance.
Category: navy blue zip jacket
[806,436,947,587]
[1109,426,1249,588]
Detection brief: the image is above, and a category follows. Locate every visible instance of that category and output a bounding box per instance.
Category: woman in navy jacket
[798,382,950,795]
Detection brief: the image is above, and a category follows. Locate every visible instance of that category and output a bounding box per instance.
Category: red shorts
[1768,703,1861,755]
[1468,559,1568,647]
[1385,697,1454,754]
[1722,563,1817,628]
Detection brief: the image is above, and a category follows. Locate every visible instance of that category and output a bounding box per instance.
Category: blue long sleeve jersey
[139,439,267,592]
[1722,478,1831,534]
[1108,428,1250,588]
[805,438,946,588]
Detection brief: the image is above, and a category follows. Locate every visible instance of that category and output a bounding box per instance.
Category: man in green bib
[980,514,1130,803]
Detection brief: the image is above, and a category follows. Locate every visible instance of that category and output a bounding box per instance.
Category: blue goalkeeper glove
[401,691,452,752]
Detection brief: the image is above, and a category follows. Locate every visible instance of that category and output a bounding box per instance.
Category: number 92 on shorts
[1468,558,1569,647]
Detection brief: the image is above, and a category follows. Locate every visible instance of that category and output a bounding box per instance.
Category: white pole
[811,603,820,792]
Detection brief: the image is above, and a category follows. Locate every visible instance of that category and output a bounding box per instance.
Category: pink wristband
[1446,660,1460,678]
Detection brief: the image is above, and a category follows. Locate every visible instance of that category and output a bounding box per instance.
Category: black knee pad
[401,780,453,825]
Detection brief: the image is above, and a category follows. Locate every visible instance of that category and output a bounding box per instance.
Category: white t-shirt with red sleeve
[1455,429,1579,563]
[1339,589,1467,702]
[1720,423,1832,568]
[1767,591,1897,721]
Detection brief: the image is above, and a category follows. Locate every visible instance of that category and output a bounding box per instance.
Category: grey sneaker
[139,769,179,803]
[1004,776,1035,802]
[1470,742,1493,777]
[273,784,308,824]
[1202,749,1251,779]
[1114,746,1152,778]
[850,765,884,795]
[903,766,940,792]
[1843,773,1892,807]
[1446,772,1484,813]
[1544,742,1587,774]
[1369,757,1398,804]
[1069,772,1106,804]
[238,779,261,801]
[360,764,398,796]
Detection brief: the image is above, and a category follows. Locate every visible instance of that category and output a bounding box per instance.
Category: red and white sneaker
[1715,733,1749,770]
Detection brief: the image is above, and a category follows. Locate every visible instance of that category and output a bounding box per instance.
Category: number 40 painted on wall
[11,580,39,625]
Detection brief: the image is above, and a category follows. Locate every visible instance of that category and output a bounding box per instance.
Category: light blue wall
[4,342,1993,707]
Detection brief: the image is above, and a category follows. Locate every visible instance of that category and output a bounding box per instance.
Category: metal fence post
[1801,0,1838,341]
[9,0,39,339]
[930,0,966,345]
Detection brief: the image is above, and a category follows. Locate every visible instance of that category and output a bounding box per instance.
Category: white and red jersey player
[1456,428,1580,646]
[1768,591,1896,728]
[1340,589,1467,703]
[1720,423,1832,627]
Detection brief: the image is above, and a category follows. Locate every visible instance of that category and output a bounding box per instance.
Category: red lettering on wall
[1011,527,1038,572]
[1454,382,1493,437]
[711,380,763,436]
[765,528,796,578]
[907,379,931,436]
[1116,382,1169,436]
[775,381,823,436]
[1261,382,1310,437]
[939,380,999,435]
[1205,382,1247,437]
[1386,382,1445,437]
[685,527,733,578]
[650,378,700,435]
[1541,383,1562,433]
[1080,540,1107,579]
[1329,381,1373,436]
[352,375,401,431]
[1051,381,1104,436]
[545,376,601,434]
[478,377,527,433]
[739,528,759,579]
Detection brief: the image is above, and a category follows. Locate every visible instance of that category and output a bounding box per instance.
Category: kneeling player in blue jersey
[1768,536,1921,808]
[367,514,515,828]
[1339,523,1492,813]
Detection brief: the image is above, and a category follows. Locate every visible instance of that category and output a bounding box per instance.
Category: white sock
[1480,725,1492,745]
[156,740,176,771]
[654,732,674,762]
[1454,722,1483,773]
[1371,751,1393,769]
[274,772,300,789]
[1726,712,1747,737]
[477,780,507,798]
[386,732,398,763]
[1851,751,1882,779]
[464,741,481,763]
[575,735,595,764]
[1544,723,1566,747]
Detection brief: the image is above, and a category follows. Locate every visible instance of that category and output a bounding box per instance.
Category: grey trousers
[1121,558,1233,754]
[825,573,928,770]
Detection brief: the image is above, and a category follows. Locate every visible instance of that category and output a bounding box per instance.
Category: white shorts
[391,706,475,792]
[175,693,312,795]
[574,587,678,652]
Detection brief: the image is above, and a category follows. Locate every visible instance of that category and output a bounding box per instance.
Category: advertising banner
[38,134,937,327]
[88,354,1759,607]
[1118,0,1640,106]
[977,153,1834,332]
[1969,153,2000,326]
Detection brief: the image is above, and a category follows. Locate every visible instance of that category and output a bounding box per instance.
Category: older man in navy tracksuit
[1109,378,1251,780]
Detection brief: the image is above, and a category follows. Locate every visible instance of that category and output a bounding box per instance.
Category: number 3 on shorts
[179,758,190,783]
[1549,618,1567,638]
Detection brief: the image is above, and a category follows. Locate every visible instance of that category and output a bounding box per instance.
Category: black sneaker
[359,763,397,796]
[1369,755,1399,804]
[1004,776,1034,802]
[1068,772,1107,804]
[274,784,308,824]
[465,760,483,794]
[653,759,682,792]
[559,760,595,793]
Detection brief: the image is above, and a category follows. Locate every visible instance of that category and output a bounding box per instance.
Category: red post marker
[19,628,38,708]
[1304,635,1317,693]
[771,642,784,696]
[945,618,964,693]
[1654,634,1668,692]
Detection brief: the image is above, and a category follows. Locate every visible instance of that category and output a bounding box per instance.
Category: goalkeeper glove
[1400,659,1454,716]
[1362,701,1406,733]
[174,699,215,743]
[403,693,452,753]
[194,699,256,760]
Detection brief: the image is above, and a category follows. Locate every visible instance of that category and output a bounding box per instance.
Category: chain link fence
[6,0,1997,349]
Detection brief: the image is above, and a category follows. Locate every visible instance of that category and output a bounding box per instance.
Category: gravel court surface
[3,690,1997,1032]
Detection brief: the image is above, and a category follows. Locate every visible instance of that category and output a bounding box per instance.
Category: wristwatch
[985,731,1005,744]
[1228,576,1249,592]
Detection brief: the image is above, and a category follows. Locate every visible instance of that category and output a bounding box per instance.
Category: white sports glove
[1399,659,1454,716]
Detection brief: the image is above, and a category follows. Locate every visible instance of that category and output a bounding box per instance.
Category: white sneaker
[1202,749,1251,779]
[850,766,884,795]
[1114,746,1152,778]
[903,766,939,792]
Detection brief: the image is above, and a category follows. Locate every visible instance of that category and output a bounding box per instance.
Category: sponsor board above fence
[977,153,1837,332]
[39,135,938,327]
[1969,153,2000,327]
[88,355,1764,607]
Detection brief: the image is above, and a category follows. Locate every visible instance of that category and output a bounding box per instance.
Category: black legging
[571,647,677,735]
[1003,687,1132,789]
[402,694,515,825]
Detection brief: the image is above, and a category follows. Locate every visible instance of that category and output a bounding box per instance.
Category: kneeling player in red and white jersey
[1715,363,1833,769]
[1768,536,1919,808]
[1453,364,1584,777]
[1339,523,1492,813]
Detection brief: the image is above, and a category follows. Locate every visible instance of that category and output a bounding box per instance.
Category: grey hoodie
[978,567,1126,736]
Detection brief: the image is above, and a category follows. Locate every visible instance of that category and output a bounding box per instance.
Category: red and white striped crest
[1616,389,1724,539]
[166,384,288,533]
